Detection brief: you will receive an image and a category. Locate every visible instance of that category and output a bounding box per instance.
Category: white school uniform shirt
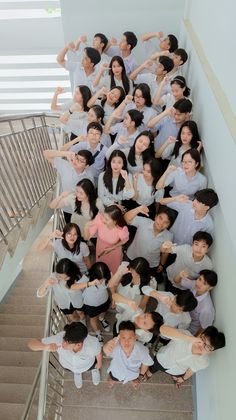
[109,123,140,147]
[116,307,153,344]
[181,278,215,335]
[135,73,168,114]
[106,146,144,175]
[105,46,137,75]
[82,280,109,306]
[127,216,173,267]
[161,144,188,166]
[98,74,133,95]
[42,332,101,373]
[70,141,107,181]
[134,173,164,206]
[156,330,210,375]
[165,168,207,199]
[168,201,214,245]
[65,61,98,92]
[154,116,178,150]
[108,341,153,383]
[53,239,90,274]
[116,276,157,312]
[98,172,134,206]
[166,244,213,289]
[60,100,87,135]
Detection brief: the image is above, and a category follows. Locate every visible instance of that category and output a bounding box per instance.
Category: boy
[175,269,217,336]
[106,31,138,75]
[150,48,188,81]
[159,188,219,245]
[161,231,213,290]
[103,321,153,389]
[28,322,102,389]
[141,31,178,54]
[57,44,101,91]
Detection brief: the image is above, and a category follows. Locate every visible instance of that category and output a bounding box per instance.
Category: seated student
[161,231,213,291]
[142,286,197,343]
[57,44,101,91]
[174,269,217,336]
[153,76,191,111]
[106,131,155,175]
[124,205,176,281]
[145,326,225,387]
[74,33,109,64]
[106,31,138,75]
[156,120,202,167]
[103,321,154,389]
[93,56,133,95]
[98,150,134,208]
[157,149,207,199]
[159,188,219,245]
[51,85,91,139]
[28,322,102,389]
[148,99,192,154]
[104,108,143,147]
[72,262,111,343]
[87,86,125,123]
[49,179,103,238]
[43,149,94,222]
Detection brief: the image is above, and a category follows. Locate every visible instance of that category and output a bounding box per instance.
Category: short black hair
[203,326,226,350]
[127,109,144,128]
[155,204,178,229]
[149,312,164,335]
[176,290,198,312]
[119,320,136,333]
[87,121,103,135]
[168,34,178,53]
[194,188,219,209]
[84,47,101,66]
[173,98,192,113]
[123,31,138,50]
[192,231,213,247]
[199,269,218,287]
[94,33,108,51]
[174,48,188,65]
[159,55,174,74]
[77,149,94,166]
[63,322,88,343]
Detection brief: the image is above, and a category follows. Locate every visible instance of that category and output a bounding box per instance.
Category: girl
[49,179,103,238]
[37,258,98,321]
[98,150,134,207]
[104,108,143,147]
[153,76,191,110]
[87,86,125,123]
[157,149,207,199]
[84,205,129,274]
[72,262,111,343]
[156,120,202,167]
[93,56,132,95]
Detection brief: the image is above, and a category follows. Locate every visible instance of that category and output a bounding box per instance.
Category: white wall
[180,2,236,419]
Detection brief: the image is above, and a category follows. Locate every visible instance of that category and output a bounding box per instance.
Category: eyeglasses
[200,335,214,352]
[88,131,101,137]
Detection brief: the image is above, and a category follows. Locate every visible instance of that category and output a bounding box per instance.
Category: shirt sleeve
[42,331,64,345]
[86,213,101,238]
[164,171,176,187]
[118,226,129,243]
[180,278,196,292]
[199,307,215,329]
[97,173,114,206]
[80,241,90,258]
[137,343,154,366]
[162,142,175,160]
[105,45,120,57]
[65,60,78,72]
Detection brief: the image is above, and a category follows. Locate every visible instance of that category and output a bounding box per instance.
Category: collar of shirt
[193,290,209,302]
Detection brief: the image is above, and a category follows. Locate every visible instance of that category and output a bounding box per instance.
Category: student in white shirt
[124,83,157,129]
[93,56,133,95]
[74,33,109,62]
[141,31,178,56]
[72,262,111,343]
[157,149,207,199]
[104,108,143,148]
[28,322,103,389]
[106,31,138,75]
[103,321,154,389]
[87,86,126,123]
[153,75,191,110]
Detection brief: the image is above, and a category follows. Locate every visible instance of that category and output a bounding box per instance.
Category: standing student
[104,108,143,147]
[28,322,102,389]
[88,86,126,123]
[93,56,132,95]
[74,33,109,63]
[106,31,138,75]
[84,205,129,274]
[141,31,178,54]
[153,76,191,110]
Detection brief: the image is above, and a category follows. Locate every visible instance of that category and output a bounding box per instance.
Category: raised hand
[70,102,83,113]
[55,86,65,95]
[124,94,133,104]
[139,205,149,216]
[176,194,189,203]
[118,135,129,145]
[120,169,128,180]
[67,42,76,51]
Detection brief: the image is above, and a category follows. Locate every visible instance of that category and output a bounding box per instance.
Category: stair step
[0,92,71,100]
[0,54,58,64]
[0,80,71,89]
[0,383,32,404]
[0,68,67,77]
[0,336,39,351]
[0,313,45,325]
[0,304,46,315]
[0,402,37,420]
[11,287,40,297]
[0,366,37,384]
[6,295,47,305]
[0,324,44,338]
[0,351,41,367]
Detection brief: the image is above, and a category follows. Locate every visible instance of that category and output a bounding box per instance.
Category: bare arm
[160,325,202,344]
[129,59,154,81]
[51,87,65,111]
[155,136,176,158]
[87,87,107,108]
[57,43,73,68]
[49,192,71,209]
[112,293,139,311]
[156,165,176,189]
[95,351,103,369]
[43,149,75,163]
[74,35,87,51]
[60,135,87,151]
[147,107,171,129]
[37,229,63,251]
[140,31,163,42]
[28,339,59,352]
[124,205,149,225]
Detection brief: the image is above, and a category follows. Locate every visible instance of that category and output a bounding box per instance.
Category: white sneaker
[91,368,100,386]
[74,373,83,389]
[96,333,104,343]
[100,318,111,332]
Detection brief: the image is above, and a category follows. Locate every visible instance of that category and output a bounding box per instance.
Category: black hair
[94,33,108,52]
[103,149,127,194]
[167,34,178,53]
[199,269,218,287]
[61,223,82,255]
[127,109,144,128]
[90,104,105,125]
[77,150,94,166]
[104,205,126,228]
[109,56,130,95]
[202,326,225,351]
[86,121,103,135]
[121,257,151,292]
[133,83,152,107]
[119,320,136,333]
[173,98,192,113]
[192,231,213,247]
[172,120,201,159]
[155,204,178,229]
[159,55,174,74]
[175,289,198,312]
[127,131,154,168]
[181,148,201,170]
[56,258,82,288]
[88,261,111,285]
[149,312,164,335]
[63,322,88,343]
[143,158,162,193]
[74,178,99,219]
[173,48,188,65]
[171,76,191,97]
[194,188,219,209]
[123,31,138,50]
[101,86,125,109]
[75,85,92,112]
[84,46,101,66]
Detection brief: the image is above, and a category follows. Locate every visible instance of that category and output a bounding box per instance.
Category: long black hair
[103,150,127,194]
[56,258,82,289]
[171,76,191,97]
[109,56,130,95]
[104,205,126,228]
[133,83,152,107]
[88,262,111,285]
[128,131,154,167]
[76,85,92,112]
[101,86,125,109]
[121,257,151,293]
[74,179,99,219]
[172,120,201,158]
[143,158,162,194]
[61,223,82,255]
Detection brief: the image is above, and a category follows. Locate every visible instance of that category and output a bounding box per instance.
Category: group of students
[28,28,225,391]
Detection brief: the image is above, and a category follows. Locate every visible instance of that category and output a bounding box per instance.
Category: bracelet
[69,109,73,114]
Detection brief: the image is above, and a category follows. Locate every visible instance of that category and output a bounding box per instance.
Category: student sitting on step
[28,322,102,389]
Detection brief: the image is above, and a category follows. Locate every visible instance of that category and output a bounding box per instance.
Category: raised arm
[129,59,154,81]
[124,205,149,225]
[60,135,87,151]
[92,63,109,88]
[160,325,203,344]
[140,31,163,42]
[87,87,107,108]
[152,76,168,106]
[28,338,59,352]
[147,107,172,129]
[43,149,75,164]
[57,42,75,68]
[112,293,139,312]
[155,136,176,158]
[37,229,63,251]
[74,35,87,51]
[156,165,177,189]
[49,192,71,210]
[51,87,65,111]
